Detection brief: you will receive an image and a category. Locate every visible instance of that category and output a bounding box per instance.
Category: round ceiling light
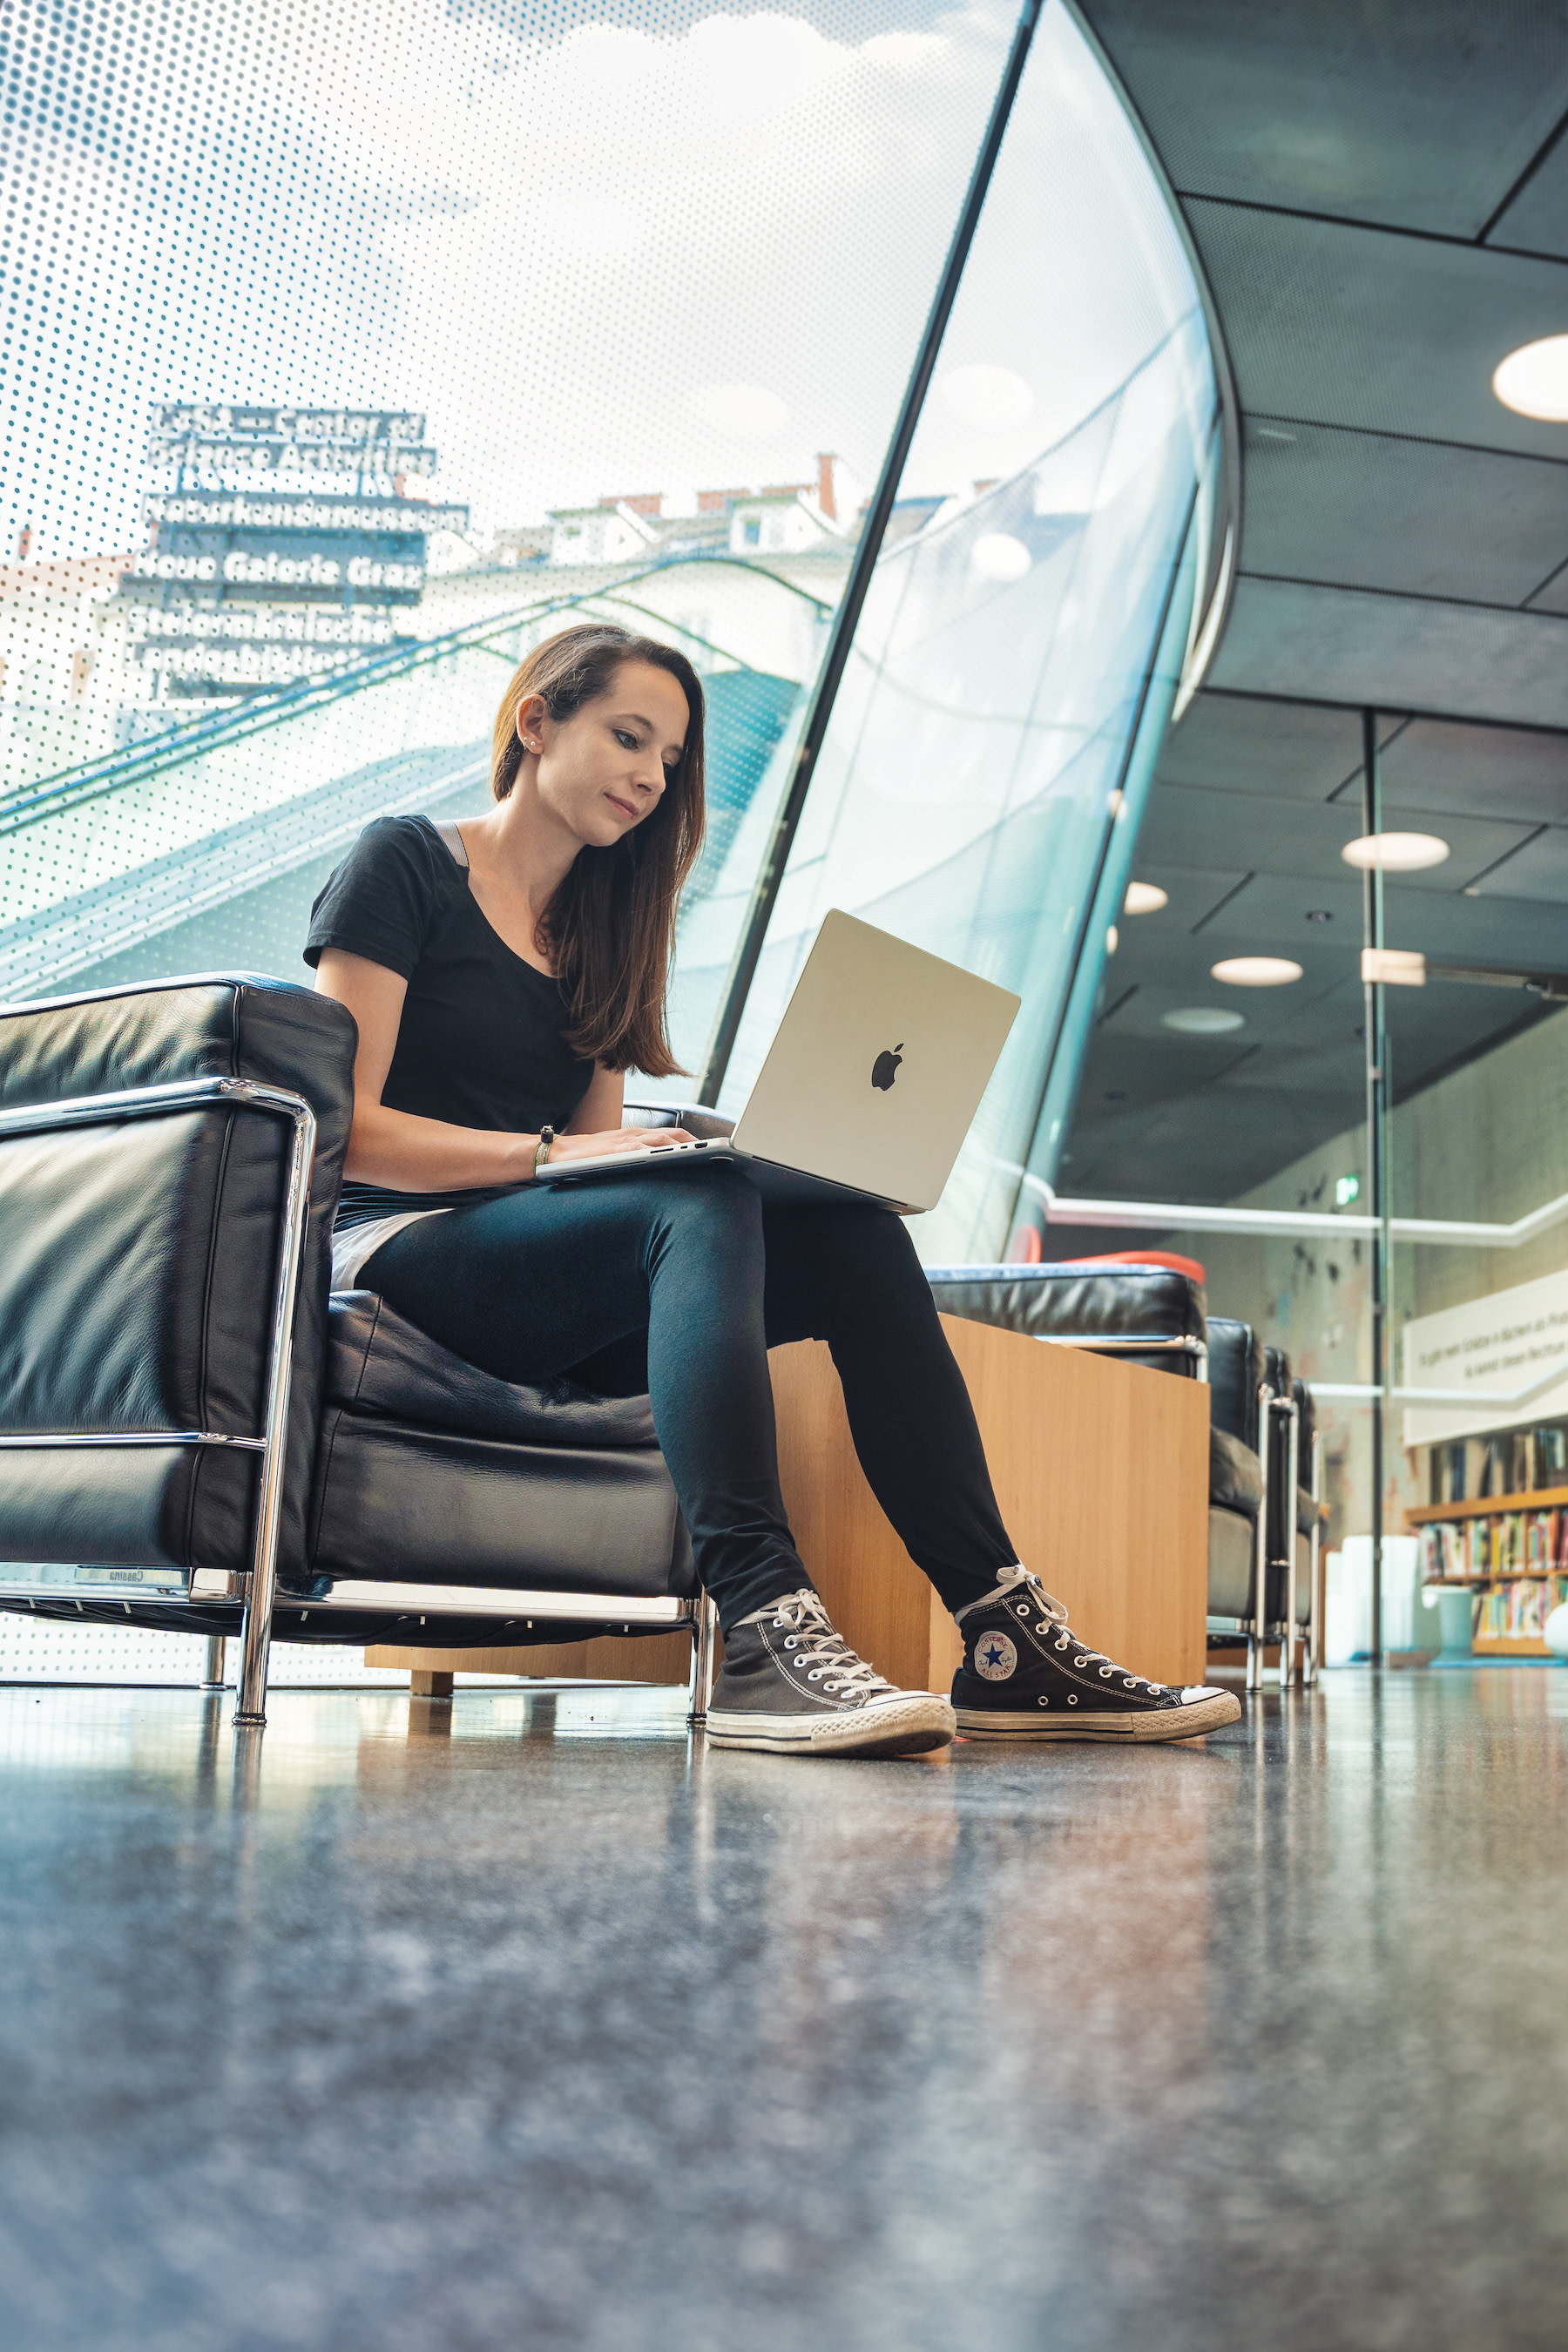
[1340,832,1450,872]
[1124,881,1168,915]
[1211,956,1303,986]
[1492,335,1568,421]
[1162,1006,1245,1035]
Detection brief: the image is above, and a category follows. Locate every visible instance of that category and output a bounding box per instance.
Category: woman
[308,623,1239,1757]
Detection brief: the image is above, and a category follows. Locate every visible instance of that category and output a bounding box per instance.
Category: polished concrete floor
[2,1670,1566,2351]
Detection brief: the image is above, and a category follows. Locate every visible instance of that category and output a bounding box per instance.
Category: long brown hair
[490,623,706,1076]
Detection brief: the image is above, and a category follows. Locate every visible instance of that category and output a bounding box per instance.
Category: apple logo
[870,1043,903,1092]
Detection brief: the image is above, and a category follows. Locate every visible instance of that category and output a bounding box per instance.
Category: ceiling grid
[1068,1,1568,1202]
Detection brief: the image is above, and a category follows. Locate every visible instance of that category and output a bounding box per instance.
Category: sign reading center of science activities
[1401,1266,1568,1448]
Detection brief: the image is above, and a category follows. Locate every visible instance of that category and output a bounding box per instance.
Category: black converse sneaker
[953,1566,1241,1742]
[706,1589,956,1757]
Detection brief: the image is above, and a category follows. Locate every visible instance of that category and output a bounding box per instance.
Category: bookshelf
[1404,1490,1568,1656]
[1407,1486,1568,1525]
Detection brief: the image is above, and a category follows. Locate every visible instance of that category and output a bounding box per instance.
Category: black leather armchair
[924,1262,1209,1378]
[0,975,714,1727]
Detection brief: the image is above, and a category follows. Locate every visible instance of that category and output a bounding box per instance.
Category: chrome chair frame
[0,1078,720,1734]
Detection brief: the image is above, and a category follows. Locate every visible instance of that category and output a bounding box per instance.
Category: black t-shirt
[304,814,596,1228]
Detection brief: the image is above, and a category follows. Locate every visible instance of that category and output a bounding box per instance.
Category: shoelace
[990,1566,1166,1693]
[748,1589,899,1700]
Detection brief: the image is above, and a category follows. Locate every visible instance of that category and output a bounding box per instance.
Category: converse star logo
[975,1632,1017,1682]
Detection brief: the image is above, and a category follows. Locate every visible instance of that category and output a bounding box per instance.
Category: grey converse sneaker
[953,1566,1241,1742]
[706,1589,956,1757]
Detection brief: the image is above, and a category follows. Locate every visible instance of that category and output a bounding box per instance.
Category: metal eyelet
[807,1669,822,1680]
[1074,1655,1089,1668]
[1067,1694,1078,1705]
[783,1636,797,1647]
[1017,1603,1029,1615]
[794,1658,807,1669]
[1055,1633,1070,1651]
[1099,1666,1112,1678]
[1123,1677,1136,1687]
[1037,1696,1050,1707]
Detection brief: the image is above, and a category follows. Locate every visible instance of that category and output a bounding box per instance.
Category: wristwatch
[534,1124,556,1177]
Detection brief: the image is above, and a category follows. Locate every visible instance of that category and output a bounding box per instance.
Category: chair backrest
[923,1261,1207,1379]
[1206,1317,1266,1449]
[0,974,355,1584]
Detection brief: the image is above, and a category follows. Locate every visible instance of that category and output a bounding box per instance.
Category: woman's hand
[542,1125,697,1167]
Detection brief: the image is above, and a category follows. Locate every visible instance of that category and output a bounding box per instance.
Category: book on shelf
[1416,1509,1568,1584]
[1477,1574,1568,1642]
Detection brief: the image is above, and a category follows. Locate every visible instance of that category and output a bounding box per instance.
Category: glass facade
[2,0,1223,1278]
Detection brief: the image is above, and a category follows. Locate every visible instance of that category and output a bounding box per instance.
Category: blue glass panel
[711,4,1221,1260]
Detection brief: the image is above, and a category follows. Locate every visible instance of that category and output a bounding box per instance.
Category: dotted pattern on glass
[0,0,1010,1038]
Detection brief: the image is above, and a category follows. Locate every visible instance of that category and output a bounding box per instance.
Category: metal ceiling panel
[1486,126,1568,258]
[1206,577,1568,730]
[1193,868,1365,943]
[1240,418,1568,604]
[1182,202,1568,458]
[1155,688,1365,801]
[1118,861,1251,929]
[1080,1,1568,239]
[1463,824,1568,900]
[1137,780,1533,889]
[1520,562,1568,615]
[1375,717,1568,823]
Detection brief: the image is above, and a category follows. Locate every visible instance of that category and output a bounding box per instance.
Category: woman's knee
[651,1166,765,1263]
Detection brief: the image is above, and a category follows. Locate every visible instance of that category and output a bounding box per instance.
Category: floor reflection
[2,1673,1566,2349]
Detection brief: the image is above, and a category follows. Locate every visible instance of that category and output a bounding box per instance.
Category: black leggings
[361,1162,1017,1635]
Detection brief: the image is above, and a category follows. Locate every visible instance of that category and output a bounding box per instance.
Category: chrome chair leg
[201,1634,227,1689]
[1304,1430,1323,1691]
[687,1592,718,1727]
[1250,1382,1273,1700]
[233,1094,315,1730]
[1280,1398,1301,1693]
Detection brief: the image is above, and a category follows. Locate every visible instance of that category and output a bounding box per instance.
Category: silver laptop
[535,909,1020,1213]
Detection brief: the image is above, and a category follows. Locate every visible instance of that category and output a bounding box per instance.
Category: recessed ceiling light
[1341,832,1450,872]
[1124,881,1168,916]
[1493,335,1568,421]
[1211,956,1303,986]
[1162,1006,1246,1034]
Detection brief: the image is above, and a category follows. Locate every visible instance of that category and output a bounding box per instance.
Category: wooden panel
[1473,1635,1553,1657]
[771,1318,1207,1692]
[366,1631,696,1682]
[368,1315,1208,1695]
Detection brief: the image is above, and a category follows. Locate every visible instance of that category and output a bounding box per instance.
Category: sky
[2,0,1204,559]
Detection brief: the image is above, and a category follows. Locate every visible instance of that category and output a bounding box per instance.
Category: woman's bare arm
[566,1062,625,1136]
[314,950,686,1188]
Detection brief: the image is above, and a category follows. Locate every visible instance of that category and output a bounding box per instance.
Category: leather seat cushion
[308,1412,693,1598]
[1212,1426,1263,1520]
[328,1292,658,1449]
[1208,1506,1255,1618]
[925,1264,1205,1349]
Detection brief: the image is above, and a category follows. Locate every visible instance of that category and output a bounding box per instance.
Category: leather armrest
[1211,1426,1264,1521]
[623,1098,735,1141]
